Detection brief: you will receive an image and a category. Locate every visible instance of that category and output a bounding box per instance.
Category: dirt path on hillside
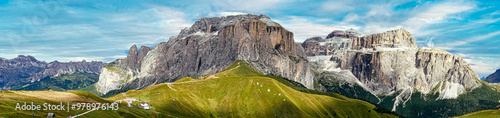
[70,108,97,118]
[167,83,177,91]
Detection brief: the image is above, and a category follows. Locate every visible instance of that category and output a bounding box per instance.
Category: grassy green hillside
[455,109,500,118]
[0,90,157,118]
[174,77,195,83]
[1,61,398,117]
[108,61,397,118]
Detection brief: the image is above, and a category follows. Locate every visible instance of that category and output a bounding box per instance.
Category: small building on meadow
[140,102,151,110]
[47,113,55,118]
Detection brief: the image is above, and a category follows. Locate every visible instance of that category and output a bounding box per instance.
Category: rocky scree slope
[97,14,314,94]
[0,55,106,89]
[302,28,481,111]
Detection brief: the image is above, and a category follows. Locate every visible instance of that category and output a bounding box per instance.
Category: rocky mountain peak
[178,14,279,37]
[326,28,362,39]
[0,55,47,69]
[124,44,138,68]
[13,55,40,62]
[97,14,313,94]
[120,44,151,70]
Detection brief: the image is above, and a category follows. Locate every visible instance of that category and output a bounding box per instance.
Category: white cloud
[340,13,359,24]
[213,0,286,12]
[0,5,193,63]
[365,4,393,18]
[460,55,500,77]
[149,6,193,37]
[436,30,500,50]
[217,12,248,16]
[58,55,127,62]
[276,16,360,42]
[320,1,355,14]
[401,1,475,34]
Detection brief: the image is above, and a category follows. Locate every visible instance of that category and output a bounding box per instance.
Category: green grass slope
[109,61,397,118]
[455,109,500,118]
[174,77,195,83]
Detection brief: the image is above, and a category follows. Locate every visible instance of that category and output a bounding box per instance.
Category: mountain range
[300,28,500,117]
[0,55,105,90]
[1,14,499,118]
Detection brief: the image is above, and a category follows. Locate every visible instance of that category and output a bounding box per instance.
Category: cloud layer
[0,0,498,77]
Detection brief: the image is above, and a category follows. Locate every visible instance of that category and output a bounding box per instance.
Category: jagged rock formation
[0,55,105,89]
[303,28,481,111]
[485,69,500,83]
[97,14,314,94]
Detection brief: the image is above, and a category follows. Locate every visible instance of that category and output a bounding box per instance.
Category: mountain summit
[97,14,313,94]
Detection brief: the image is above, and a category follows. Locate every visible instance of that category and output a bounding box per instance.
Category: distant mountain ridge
[0,55,106,89]
[485,69,500,83]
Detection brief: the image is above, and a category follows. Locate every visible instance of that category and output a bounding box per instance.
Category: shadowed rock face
[0,55,106,89]
[122,45,151,70]
[97,14,314,94]
[485,69,500,83]
[303,28,481,111]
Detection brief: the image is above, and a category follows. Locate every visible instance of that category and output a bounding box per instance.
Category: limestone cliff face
[352,29,417,50]
[303,28,481,110]
[97,14,314,94]
[341,48,480,97]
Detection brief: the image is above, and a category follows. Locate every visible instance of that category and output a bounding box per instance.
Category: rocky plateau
[302,28,481,111]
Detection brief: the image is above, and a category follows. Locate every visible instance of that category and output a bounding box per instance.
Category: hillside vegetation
[109,61,397,117]
[377,80,500,118]
[0,61,398,117]
[455,109,500,118]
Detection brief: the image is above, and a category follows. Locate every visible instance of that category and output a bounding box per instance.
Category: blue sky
[0,0,499,77]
